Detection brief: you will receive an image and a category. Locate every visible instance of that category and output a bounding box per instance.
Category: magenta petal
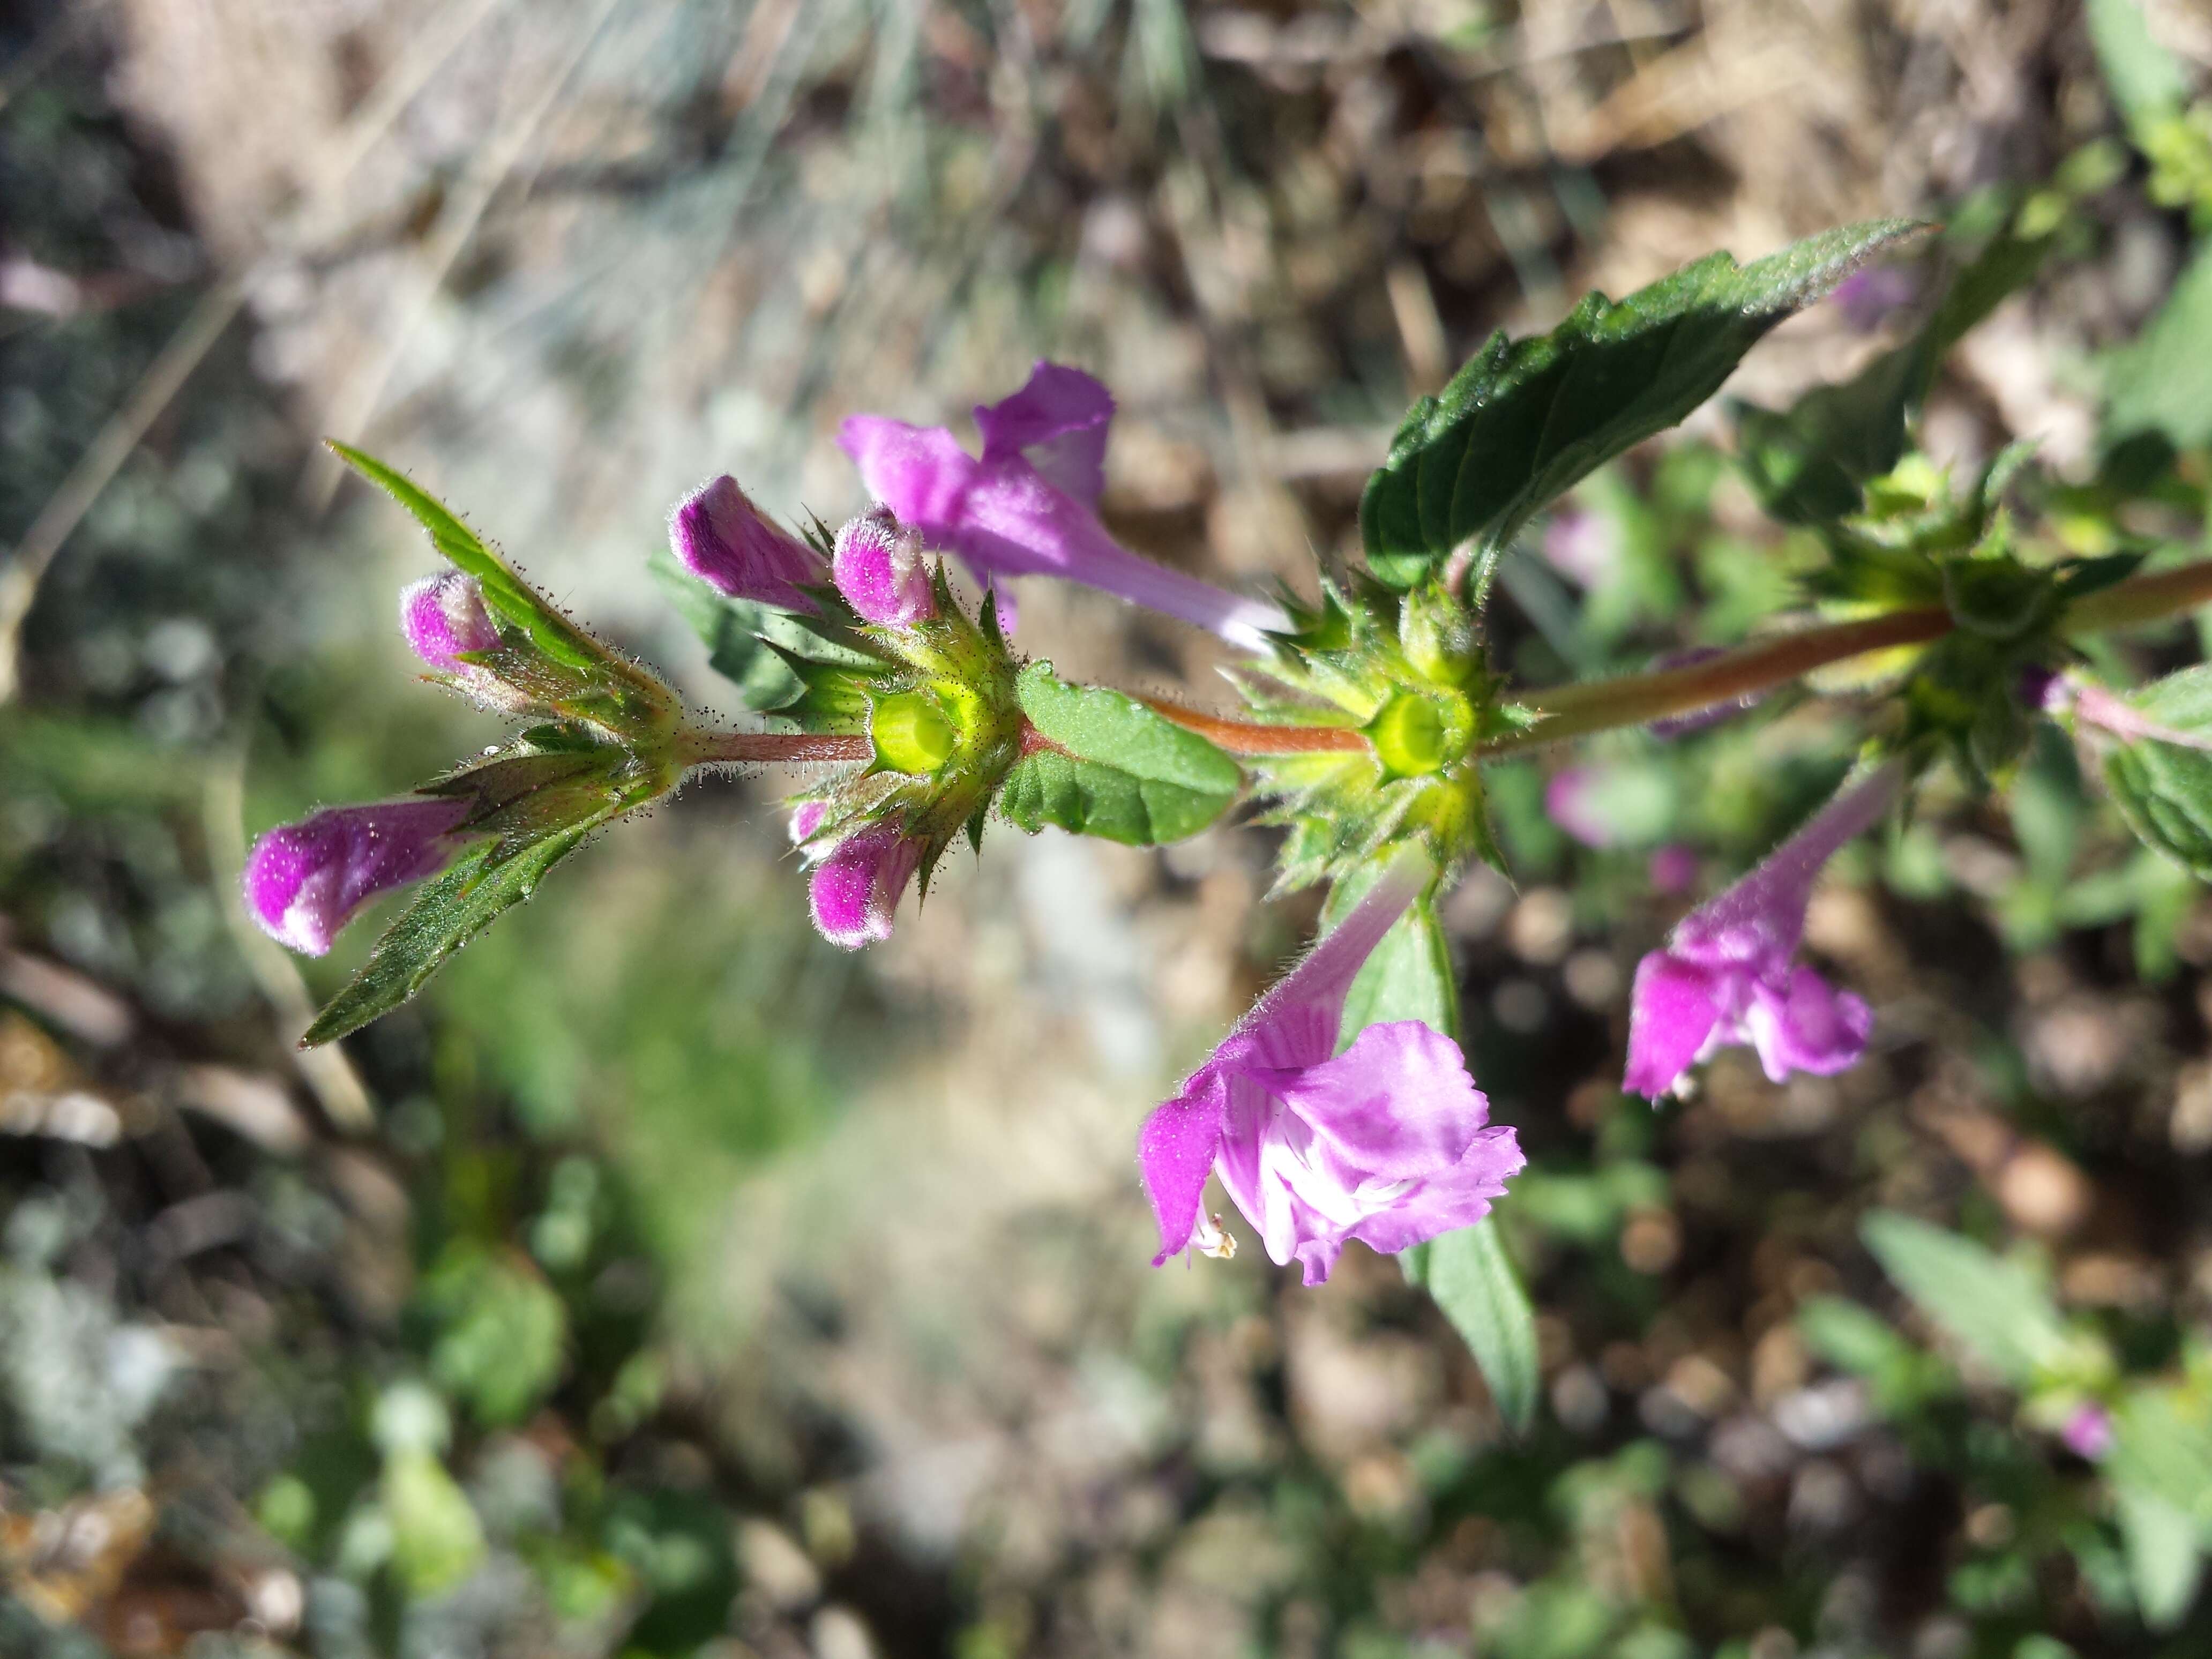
[839,417,982,528]
[807,825,924,950]
[1237,850,1431,1070]
[1140,1068,1229,1265]
[1748,966,1872,1081]
[973,361,1114,507]
[832,509,936,627]
[1624,950,1723,1097]
[1267,1021,1490,1180]
[840,407,1289,647]
[399,574,501,671]
[242,798,471,956]
[669,475,824,610]
[1347,1125,1526,1258]
[1544,766,1613,849]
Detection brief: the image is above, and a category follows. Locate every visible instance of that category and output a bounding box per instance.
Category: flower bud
[400,573,502,672]
[832,509,936,628]
[2061,1403,2113,1461]
[243,797,474,956]
[808,824,925,950]
[670,475,825,611]
[788,800,829,846]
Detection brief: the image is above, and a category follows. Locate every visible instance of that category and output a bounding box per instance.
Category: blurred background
[3,0,2211,1654]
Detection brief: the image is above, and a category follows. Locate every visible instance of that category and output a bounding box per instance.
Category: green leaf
[1402,1220,1540,1434]
[2087,0,2189,129]
[419,1244,569,1427]
[2105,666,2212,879]
[329,442,603,671]
[1860,1211,2072,1385]
[1358,219,1925,588]
[2114,1484,2203,1630]
[382,1448,487,1598]
[2109,242,2212,450]
[999,662,1240,845]
[2110,1385,2212,1533]
[648,544,877,714]
[301,805,622,1047]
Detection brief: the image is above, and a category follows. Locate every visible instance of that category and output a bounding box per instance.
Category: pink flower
[2062,1403,2114,1461]
[839,362,1290,647]
[1829,264,1917,333]
[1624,763,1901,1097]
[787,801,829,846]
[243,798,474,956]
[1542,505,1618,587]
[1138,849,1523,1286]
[399,573,502,671]
[1545,766,1619,848]
[669,475,825,611]
[808,824,926,950]
[832,509,936,628]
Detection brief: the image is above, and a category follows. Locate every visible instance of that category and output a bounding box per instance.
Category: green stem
[1476,557,2212,757]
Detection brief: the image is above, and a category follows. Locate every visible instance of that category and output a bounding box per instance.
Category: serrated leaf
[2114,1484,2203,1630]
[301,806,621,1047]
[999,663,1240,845]
[329,442,602,671]
[2105,666,2212,879]
[1860,1210,2071,1385]
[1402,1219,1540,1434]
[1359,219,1925,588]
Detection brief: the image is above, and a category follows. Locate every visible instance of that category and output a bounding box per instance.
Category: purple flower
[787,800,829,846]
[808,824,926,950]
[1624,762,1902,1097]
[1138,849,1524,1286]
[832,509,937,628]
[839,362,1290,647]
[1829,264,1918,333]
[1545,766,1617,849]
[2062,1403,2114,1461]
[399,573,502,672]
[243,798,474,956]
[669,475,825,611]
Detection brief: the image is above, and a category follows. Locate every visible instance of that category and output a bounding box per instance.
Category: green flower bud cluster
[1233,577,1523,891]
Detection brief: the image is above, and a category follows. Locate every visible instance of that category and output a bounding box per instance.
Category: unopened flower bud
[670,475,825,611]
[243,798,473,956]
[808,824,925,950]
[788,800,829,846]
[833,509,936,628]
[400,573,502,672]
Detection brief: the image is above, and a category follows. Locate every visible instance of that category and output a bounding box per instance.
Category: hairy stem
[1477,557,2212,757]
[680,730,873,766]
[1139,698,1372,755]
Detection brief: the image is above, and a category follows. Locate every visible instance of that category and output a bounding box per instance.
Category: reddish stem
[681,730,872,766]
[1139,698,1371,755]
